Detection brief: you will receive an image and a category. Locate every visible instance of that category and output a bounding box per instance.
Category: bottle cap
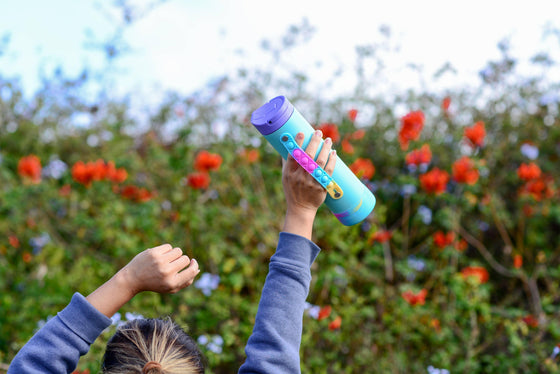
[251,96,294,135]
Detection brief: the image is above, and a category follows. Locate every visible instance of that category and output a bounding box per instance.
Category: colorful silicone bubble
[280,133,343,200]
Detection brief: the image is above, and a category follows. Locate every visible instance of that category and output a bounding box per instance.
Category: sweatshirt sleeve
[8,292,112,374]
[238,232,321,374]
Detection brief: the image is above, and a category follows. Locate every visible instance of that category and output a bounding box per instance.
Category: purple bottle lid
[251,96,294,135]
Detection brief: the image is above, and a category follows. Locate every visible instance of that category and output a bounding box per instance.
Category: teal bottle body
[251,96,375,226]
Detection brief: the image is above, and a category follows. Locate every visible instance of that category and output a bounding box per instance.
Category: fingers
[324,150,337,176]
[305,130,323,158]
[152,243,173,254]
[315,137,333,168]
[174,258,200,290]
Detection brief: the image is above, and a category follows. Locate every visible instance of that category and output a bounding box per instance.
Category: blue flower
[29,233,50,254]
[195,273,220,296]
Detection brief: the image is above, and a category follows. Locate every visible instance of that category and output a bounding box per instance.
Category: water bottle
[251,95,376,226]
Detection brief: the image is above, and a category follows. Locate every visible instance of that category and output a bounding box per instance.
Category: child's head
[102,318,205,373]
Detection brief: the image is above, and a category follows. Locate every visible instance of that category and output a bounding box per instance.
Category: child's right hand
[281,131,336,239]
[119,244,200,296]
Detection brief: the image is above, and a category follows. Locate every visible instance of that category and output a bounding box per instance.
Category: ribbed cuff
[275,232,321,267]
[57,293,112,344]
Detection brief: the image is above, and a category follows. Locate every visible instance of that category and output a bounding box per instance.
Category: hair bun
[142,361,163,373]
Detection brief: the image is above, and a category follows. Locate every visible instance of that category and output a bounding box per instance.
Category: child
[8,131,335,373]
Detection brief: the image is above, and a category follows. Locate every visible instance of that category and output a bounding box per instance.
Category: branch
[458,225,517,277]
[489,200,515,254]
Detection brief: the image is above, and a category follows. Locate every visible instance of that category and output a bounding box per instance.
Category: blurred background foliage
[1,2,560,373]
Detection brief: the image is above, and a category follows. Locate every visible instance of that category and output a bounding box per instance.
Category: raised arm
[239,131,336,373]
[8,244,199,374]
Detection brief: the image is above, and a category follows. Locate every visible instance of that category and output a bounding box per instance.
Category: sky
[0,0,559,102]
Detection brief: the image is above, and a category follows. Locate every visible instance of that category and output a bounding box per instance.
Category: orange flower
[9,235,20,248]
[452,156,479,185]
[18,155,42,183]
[240,148,260,164]
[405,144,432,166]
[22,251,32,263]
[348,109,358,122]
[194,151,222,172]
[341,138,355,154]
[442,96,451,112]
[318,305,332,321]
[349,158,375,180]
[398,111,425,150]
[329,316,342,330]
[517,162,541,181]
[402,289,428,306]
[316,123,340,143]
[419,168,449,195]
[513,254,523,269]
[431,318,441,332]
[187,172,210,189]
[433,231,455,248]
[461,266,489,284]
[464,121,486,148]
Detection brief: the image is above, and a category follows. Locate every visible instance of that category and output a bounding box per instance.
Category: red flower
[59,184,71,197]
[316,123,340,143]
[351,129,366,140]
[240,148,260,164]
[442,96,451,112]
[120,186,153,202]
[522,315,539,328]
[329,316,342,330]
[349,158,375,180]
[419,168,449,195]
[517,162,541,181]
[187,172,210,189]
[513,254,523,269]
[18,155,42,183]
[105,161,128,184]
[398,111,425,150]
[454,239,468,252]
[405,144,432,166]
[318,305,332,321]
[402,289,428,306]
[368,230,392,244]
[520,176,555,201]
[348,109,358,122]
[9,235,20,248]
[461,266,489,284]
[341,138,355,155]
[464,121,486,148]
[452,156,479,185]
[71,160,108,187]
[194,151,222,172]
[433,231,455,249]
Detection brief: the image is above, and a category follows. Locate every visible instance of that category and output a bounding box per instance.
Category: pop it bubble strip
[280,133,344,200]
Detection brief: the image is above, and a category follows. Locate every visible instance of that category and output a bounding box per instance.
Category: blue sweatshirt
[8,232,320,373]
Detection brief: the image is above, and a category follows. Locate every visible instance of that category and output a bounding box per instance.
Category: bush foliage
[1,22,560,373]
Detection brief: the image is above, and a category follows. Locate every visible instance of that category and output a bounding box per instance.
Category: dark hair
[102,318,205,373]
